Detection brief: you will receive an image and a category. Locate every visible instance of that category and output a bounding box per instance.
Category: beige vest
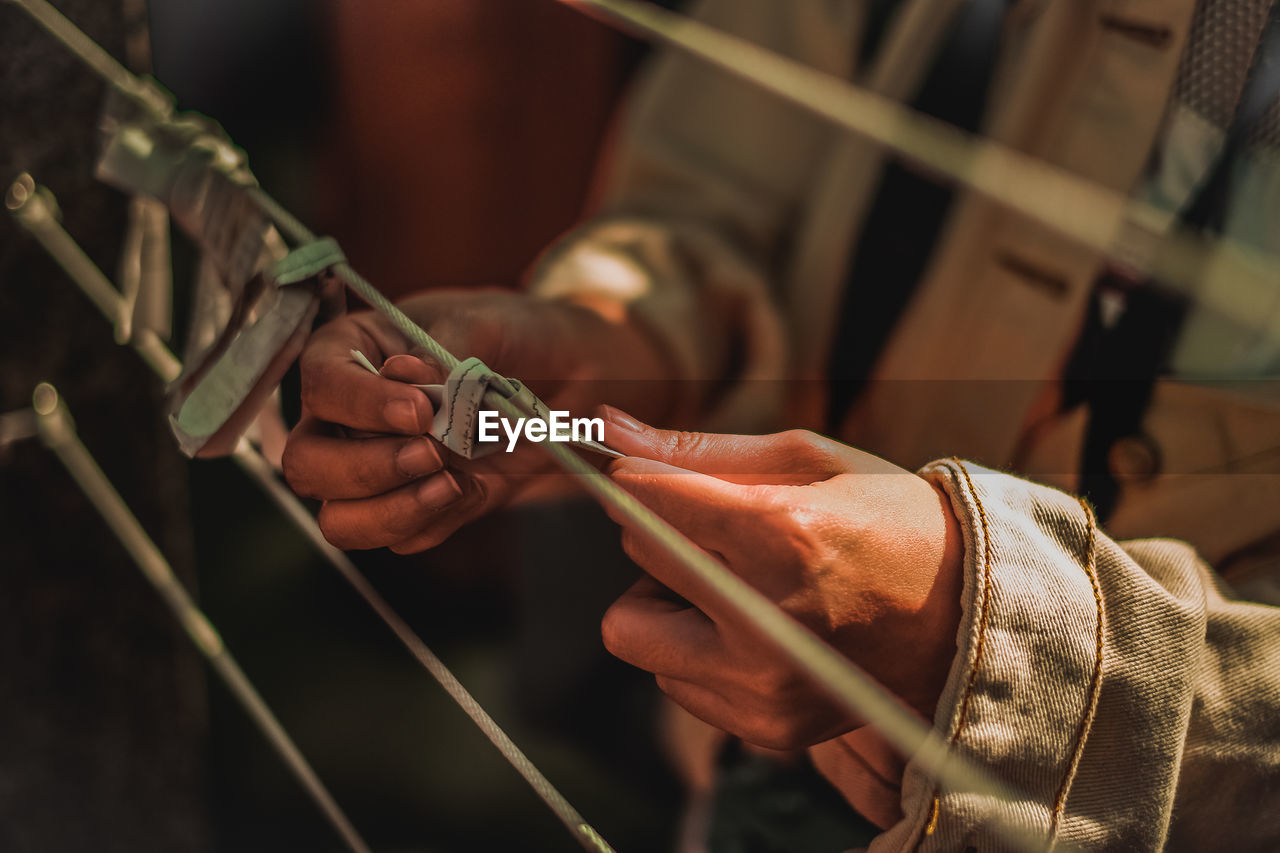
[807,0,1280,573]
[845,0,1198,468]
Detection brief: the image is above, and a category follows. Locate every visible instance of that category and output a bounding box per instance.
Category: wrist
[907,477,966,719]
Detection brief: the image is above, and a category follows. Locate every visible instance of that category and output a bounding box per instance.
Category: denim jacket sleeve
[816,459,1280,852]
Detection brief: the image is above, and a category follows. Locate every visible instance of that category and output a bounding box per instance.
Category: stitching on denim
[920,459,995,844]
[1049,500,1104,843]
[950,458,995,743]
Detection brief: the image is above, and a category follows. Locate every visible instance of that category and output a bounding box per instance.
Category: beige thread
[1048,500,1105,843]
[950,459,996,742]
[924,796,941,836]
[917,460,996,847]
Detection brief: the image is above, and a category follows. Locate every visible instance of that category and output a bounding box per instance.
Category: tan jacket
[532,0,1280,565]
[531,0,1280,849]
[865,459,1280,851]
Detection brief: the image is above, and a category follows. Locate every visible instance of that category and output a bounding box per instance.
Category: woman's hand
[598,408,964,749]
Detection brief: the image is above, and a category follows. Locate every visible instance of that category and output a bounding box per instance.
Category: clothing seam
[921,458,996,845]
[949,458,995,744]
[922,464,1106,849]
[1048,499,1105,844]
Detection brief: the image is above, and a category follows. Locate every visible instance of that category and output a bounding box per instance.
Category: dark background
[1,1,680,850]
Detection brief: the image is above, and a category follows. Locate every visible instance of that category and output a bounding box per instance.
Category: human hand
[282,290,671,552]
[596,408,964,750]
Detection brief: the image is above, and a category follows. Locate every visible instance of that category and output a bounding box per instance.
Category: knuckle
[390,535,434,555]
[599,607,625,657]
[298,350,335,406]
[752,663,799,697]
[391,513,462,553]
[280,440,310,494]
[382,511,426,543]
[467,474,491,508]
[741,712,801,751]
[298,368,319,410]
[752,487,800,530]
[779,429,834,465]
[774,496,824,545]
[618,530,648,566]
[351,453,390,494]
[778,502,815,536]
[424,522,458,550]
[667,429,703,462]
[316,504,353,550]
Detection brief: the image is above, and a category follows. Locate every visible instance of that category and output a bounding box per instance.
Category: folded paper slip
[351,351,622,460]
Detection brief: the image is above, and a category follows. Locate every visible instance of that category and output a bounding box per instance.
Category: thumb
[598,405,849,484]
[380,353,442,385]
[603,455,769,614]
[606,455,755,553]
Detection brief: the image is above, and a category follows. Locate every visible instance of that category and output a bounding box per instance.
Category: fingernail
[418,471,463,506]
[384,398,422,433]
[600,404,644,434]
[380,354,416,375]
[396,439,442,478]
[381,354,437,384]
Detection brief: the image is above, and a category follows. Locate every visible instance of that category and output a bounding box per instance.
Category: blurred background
[0,1,686,850]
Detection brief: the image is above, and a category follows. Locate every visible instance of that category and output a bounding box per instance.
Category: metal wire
[30,385,372,853]
[246,188,462,375]
[7,0,1029,835]
[4,0,171,114]
[247,183,1045,849]
[231,447,616,853]
[252,175,1020,838]
[555,0,1280,337]
[7,174,181,382]
[5,0,1089,848]
[8,173,616,853]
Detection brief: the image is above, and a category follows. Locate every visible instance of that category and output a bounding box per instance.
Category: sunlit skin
[592,410,964,826]
[283,294,966,826]
[281,291,669,551]
[595,409,963,746]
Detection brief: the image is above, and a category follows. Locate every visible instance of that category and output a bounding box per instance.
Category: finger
[385,507,475,554]
[283,416,444,500]
[598,406,850,484]
[605,456,775,559]
[317,470,464,550]
[600,577,721,678]
[300,318,435,435]
[382,445,553,553]
[383,478,498,553]
[380,354,437,385]
[657,674,831,751]
[612,522,753,627]
[651,675,738,743]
